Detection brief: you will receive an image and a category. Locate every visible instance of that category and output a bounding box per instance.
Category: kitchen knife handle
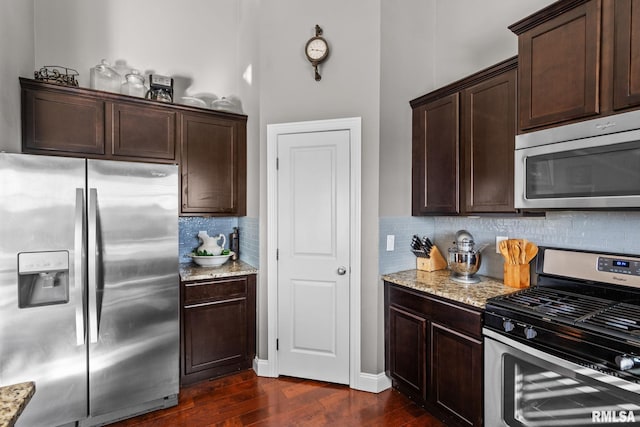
[88,188,99,344]
[74,188,86,346]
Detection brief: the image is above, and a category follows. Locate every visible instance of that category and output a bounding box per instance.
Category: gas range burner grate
[492,287,640,341]
[495,287,614,323]
[582,303,640,341]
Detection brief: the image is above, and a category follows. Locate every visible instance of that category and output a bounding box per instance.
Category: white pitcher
[197,231,226,255]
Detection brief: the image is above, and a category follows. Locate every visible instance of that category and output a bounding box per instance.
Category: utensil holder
[416,246,448,272]
[503,263,530,288]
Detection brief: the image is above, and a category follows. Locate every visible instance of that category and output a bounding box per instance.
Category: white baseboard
[253,357,391,394]
[353,371,392,393]
[253,357,276,377]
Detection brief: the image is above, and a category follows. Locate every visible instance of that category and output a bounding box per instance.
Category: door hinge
[276,157,279,170]
[276,249,279,260]
[276,339,279,351]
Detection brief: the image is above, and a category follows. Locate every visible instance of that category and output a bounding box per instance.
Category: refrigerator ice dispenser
[18,251,70,308]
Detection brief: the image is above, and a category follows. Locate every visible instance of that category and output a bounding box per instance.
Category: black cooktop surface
[487,286,640,342]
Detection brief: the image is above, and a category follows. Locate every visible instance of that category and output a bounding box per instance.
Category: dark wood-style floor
[108,370,445,426]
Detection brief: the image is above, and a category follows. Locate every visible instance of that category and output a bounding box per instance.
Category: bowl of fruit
[189,249,234,267]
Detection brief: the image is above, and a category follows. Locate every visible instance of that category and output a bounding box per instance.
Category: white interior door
[276,129,351,384]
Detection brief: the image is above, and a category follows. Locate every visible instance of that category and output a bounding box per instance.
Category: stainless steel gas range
[484,247,640,426]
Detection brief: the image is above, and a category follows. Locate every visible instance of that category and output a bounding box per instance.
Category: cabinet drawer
[388,285,432,316]
[183,277,248,305]
[430,298,482,340]
[387,284,483,339]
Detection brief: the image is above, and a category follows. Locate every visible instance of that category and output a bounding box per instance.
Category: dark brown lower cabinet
[388,305,428,400]
[181,274,256,386]
[385,281,483,427]
[431,323,483,427]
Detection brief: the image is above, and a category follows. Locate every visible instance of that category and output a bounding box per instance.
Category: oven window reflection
[504,355,640,426]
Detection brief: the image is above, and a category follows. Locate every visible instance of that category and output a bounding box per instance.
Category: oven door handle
[484,328,636,385]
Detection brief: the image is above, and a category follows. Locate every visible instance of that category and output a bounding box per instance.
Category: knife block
[503,263,530,288]
[416,246,448,272]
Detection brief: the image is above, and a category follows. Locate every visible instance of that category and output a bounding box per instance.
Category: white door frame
[266,117,362,389]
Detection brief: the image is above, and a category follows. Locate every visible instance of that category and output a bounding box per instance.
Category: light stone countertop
[0,382,35,427]
[382,269,519,309]
[180,260,257,282]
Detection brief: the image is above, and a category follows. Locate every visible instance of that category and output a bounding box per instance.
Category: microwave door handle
[74,188,86,346]
[88,188,99,344]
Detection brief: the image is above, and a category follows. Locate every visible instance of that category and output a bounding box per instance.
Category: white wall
[379,0,435,216]
[238,0,260,218]
[34,0,241,101]
[0,0,34,152]
[256,0,382,372]
[433,0,557,87]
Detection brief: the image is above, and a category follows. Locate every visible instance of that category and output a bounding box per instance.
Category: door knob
[337,266,347,275]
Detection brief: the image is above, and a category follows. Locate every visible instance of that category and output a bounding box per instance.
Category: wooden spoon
[511,240,521,265]
[499,240,510,263]
[514,239,528,264]
[524,242,539,264]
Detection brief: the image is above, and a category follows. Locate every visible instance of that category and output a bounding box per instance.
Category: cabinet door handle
[184,296,246,309]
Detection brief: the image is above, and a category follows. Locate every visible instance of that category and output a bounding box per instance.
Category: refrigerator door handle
[88,188,99,343]
[74,188,86,346]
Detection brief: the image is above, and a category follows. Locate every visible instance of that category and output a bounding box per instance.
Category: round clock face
[305,37,329,62]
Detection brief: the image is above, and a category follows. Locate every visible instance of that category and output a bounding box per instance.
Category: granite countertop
[382,269,518,309]
[0,382,35,427]
[180,259,258,282]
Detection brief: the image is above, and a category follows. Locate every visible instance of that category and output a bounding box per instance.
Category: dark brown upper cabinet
[21,77,177,162]
[410,58,517,216]
[20,78,248,217]
[108,101,176,161]
[180,112,247,216]
[461,67,517,213]
[411,93,459,215]
[510,0,640,133]
[22,80,105,155]
[613,0,640,110]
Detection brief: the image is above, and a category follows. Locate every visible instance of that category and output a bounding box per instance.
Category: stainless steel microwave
[515,109,640,209]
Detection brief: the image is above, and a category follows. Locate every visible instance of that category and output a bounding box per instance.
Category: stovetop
[487,286,640,343]
[484,247,640,379]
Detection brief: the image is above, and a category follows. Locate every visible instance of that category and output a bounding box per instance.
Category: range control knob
[524,326,537,340]
[502,319,515,332]
[615,355,640,371]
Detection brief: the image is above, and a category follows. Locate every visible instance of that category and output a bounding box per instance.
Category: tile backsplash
[179,217,237,262]
[238,216,259,268]
[380,211,640,278]
[178,216,259,268]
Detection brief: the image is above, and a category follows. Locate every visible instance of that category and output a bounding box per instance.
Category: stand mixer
[448,230,482,284]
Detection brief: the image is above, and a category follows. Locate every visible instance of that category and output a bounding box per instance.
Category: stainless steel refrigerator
[0,153,179,427]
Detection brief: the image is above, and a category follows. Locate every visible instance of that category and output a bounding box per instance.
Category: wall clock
[305,25,329,81]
